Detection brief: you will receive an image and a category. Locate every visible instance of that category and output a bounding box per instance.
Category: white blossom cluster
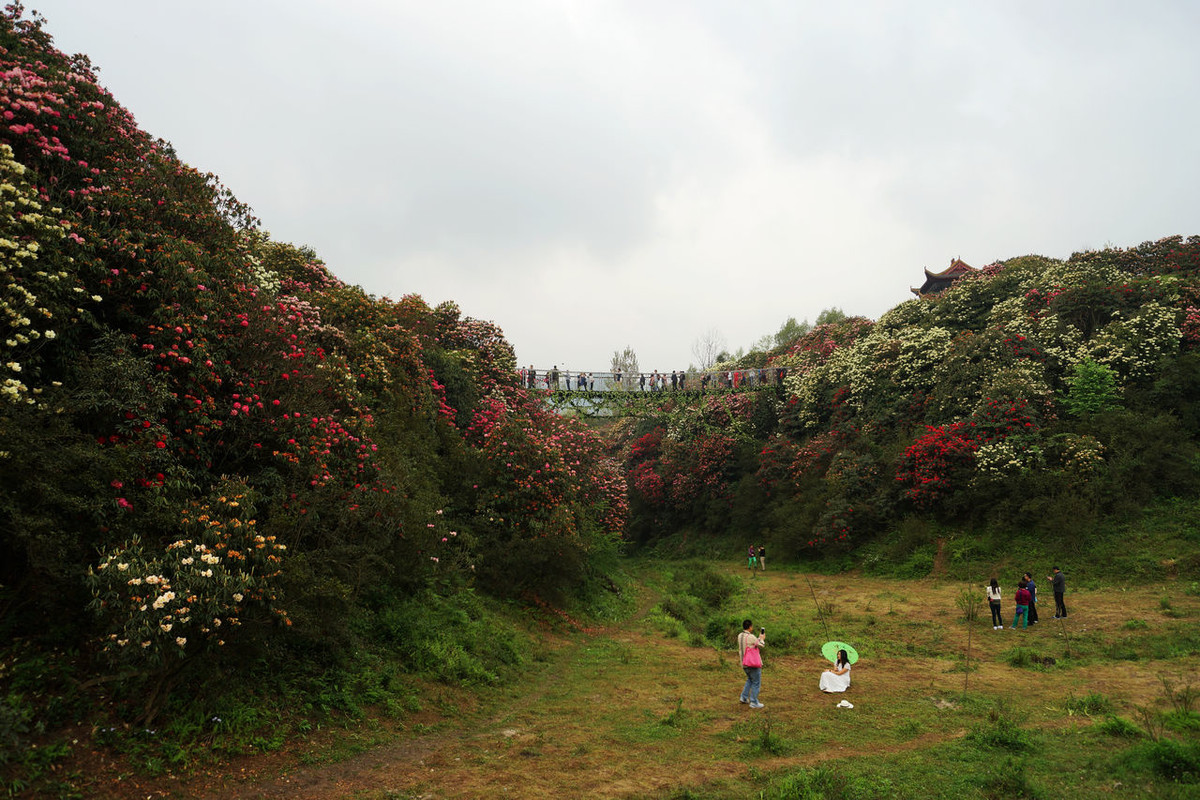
[0,143,73,404]
[1086,301,1182,380]
[238,230,282,295]
[973,438,1045,483]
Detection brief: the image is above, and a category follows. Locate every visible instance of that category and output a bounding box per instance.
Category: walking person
[1023,572,1039,624]
[1011,579,1031,629]
[986,578,1003,630]
[738,620,767,708]
[1048,566,1067,618]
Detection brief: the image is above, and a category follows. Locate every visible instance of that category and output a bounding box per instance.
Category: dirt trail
[108,568,1199,799]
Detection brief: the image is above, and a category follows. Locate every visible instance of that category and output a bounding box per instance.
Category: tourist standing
[747,545,757,570]
[1049,566,1067,618]
[1011,580,1031,629]
[986,578,1003,630]
[757,545,766,571]
[738,620,767,708]
[1023,572,1039,624]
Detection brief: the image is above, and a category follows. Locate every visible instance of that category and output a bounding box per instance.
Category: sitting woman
[819,649,852,693]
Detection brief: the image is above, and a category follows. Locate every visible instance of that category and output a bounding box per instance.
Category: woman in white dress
[819,649,852,693]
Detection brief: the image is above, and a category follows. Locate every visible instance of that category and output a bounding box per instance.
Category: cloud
[31,0,1200,371]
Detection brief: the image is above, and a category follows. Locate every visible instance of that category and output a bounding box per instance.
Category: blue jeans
[741,666,762,703]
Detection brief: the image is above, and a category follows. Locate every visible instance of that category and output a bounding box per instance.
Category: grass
[7,560,1200,798]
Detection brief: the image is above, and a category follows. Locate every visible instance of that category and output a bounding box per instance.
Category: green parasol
[821,640,859,665]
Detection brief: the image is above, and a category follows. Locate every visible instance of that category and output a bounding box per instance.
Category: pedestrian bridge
[520,367,789,417]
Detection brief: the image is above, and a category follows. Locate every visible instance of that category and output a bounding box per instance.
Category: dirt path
[102,568,1200,799]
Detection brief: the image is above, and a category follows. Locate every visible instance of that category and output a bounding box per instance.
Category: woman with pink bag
[738,619,767,709]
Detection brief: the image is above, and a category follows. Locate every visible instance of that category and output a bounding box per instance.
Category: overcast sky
[30,1,1200,372]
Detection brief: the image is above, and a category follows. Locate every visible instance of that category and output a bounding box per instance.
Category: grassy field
[133,560,1200,800]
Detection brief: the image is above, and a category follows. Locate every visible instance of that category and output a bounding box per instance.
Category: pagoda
[911,257,976,297]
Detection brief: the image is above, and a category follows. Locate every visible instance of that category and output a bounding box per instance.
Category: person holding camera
[738,619,767,709]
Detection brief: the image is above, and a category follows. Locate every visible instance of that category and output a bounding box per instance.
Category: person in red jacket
[1011,580,1031,629]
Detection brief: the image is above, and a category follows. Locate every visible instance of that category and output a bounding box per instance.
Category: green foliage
[0,3,626,752]
[1065,692,1113,716]
[979,759,1045,800]
[366,589,526,686]
[773,316,811,349]
[967,705,1033,751]
[765,765,892,799]
[1096,714,1143,738]
[1127,738,1200,783]
[1062,358,1121,416]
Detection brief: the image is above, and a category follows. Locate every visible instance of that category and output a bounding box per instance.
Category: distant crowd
[519,366,789,392]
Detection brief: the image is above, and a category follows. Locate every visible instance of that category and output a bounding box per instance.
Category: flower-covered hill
[0,6,625,721]
[625,240,1200,574]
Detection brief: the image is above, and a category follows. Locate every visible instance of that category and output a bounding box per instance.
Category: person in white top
[986,578,1003,630]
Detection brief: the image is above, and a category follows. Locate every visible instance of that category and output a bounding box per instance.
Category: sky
[28,1,1200,373]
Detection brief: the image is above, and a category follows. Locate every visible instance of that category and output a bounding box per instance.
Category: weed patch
[1065,692,1113,716]
[1095,714,1142,738]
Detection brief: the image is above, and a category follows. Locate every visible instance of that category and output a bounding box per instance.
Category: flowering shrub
[0,143,77,404]
[1183,306,1200,349]
[87,482,286,670]
[0,7,629,725]
[973,436,1045,484]
[895,424,979,507]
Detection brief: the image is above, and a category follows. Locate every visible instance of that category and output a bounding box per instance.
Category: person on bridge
[639,373,646,391]
[550,366,560,390]
[528,367,537,389]
[679,371,687,391]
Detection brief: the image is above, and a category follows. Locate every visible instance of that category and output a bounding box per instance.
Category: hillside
[623,243,1200,579]
[0,2,624,757]
[3,6,1200,798]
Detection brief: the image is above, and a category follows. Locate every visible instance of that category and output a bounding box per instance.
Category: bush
[1065,692,1113,716]
[1096,714,1142,738]
[1131,738,1200,783]
[981,758,1045,800]
[968,704,1033,752]
[686,565,738,609]
[369,589,525,686]
[765,765,890,799]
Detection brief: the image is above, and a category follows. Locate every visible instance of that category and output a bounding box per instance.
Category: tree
[774,316,811,349]
[815,307,848,327]
[1062,358,1121,415]
[692,328,728,370]
[750,334,775,353]
[610,346,640,384]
